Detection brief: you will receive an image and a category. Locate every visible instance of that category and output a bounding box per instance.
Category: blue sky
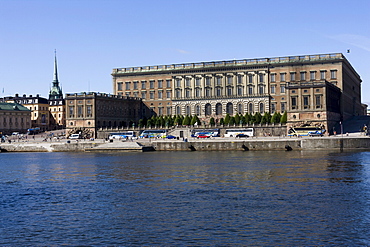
[1,0,370,105]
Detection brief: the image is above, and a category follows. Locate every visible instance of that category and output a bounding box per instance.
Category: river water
[1,150,370,246]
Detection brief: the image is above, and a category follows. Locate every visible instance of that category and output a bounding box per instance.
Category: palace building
[112,53,363,132]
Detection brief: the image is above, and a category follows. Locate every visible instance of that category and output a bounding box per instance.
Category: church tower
[48,50,65,129]
[49,50,63,100]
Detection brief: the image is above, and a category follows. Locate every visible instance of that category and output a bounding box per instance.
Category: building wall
[49,99,66,129]
[112,53,363,129]
[65,92,148,138]
[0,103,31,135]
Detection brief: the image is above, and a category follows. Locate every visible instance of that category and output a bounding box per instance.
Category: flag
[2,88,4,93]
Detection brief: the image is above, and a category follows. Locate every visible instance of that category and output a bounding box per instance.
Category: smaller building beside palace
[65,92,150,138]
[0,102,31,135]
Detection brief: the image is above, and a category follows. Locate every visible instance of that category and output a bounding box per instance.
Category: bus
[191,129,220,137]
[139,129,167,138]
[224,128,254,137]
[109,131,136,140]
[288,126,326,137]
[27,128,41,135]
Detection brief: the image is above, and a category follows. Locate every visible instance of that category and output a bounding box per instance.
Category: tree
[244,113,250,125]
[224,113,231,125]
[219,118,224,125]
[254,112,262,124]
[271,112,281,124]
[280,111,288,124]
[174,115,181,126]
[209,117,215,126]
[191,115,200,125]
[261,112,270,124]
[234,113,241,126]
[182,115,191,125]
[138,119,144,128]
[229,116,235,125]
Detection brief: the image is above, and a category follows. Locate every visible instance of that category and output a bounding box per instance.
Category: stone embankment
[1,135,369,152]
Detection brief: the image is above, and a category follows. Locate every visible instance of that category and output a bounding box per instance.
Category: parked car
[166,135,176,139]
[197,133,211,138]
[236,133,249,138]
[69,134,80,139]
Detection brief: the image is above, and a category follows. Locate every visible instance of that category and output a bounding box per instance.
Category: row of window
[117,70,337,91]
[271,70,337,82]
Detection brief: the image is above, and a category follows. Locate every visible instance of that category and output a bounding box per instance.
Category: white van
[69,134,80,139]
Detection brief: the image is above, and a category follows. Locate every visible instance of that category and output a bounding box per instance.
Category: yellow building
[0,102,31,135]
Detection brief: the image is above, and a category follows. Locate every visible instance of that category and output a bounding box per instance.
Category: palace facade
[112,53,363,132]
[0,102,31,135]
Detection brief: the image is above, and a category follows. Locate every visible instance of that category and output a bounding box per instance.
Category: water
[1,150,370,246]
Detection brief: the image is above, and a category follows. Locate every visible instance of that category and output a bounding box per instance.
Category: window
[320,71,326,80]
[237,75,243,84]
[259,103,264,113]
[150,80,154,89]
[125,82,130,90]
[158,91,163,99]
[271,103,276,113]
[141,92,146,99]
[206,77,211,86]
[77,106,83,117]
[186,105,191,115]
[205,103,211,116]
[167,107,172,115]
[185,78,191,87]
[290,72,295,81]
[205,88,211,97]
[158,107,163,116]
[238,103,243,114]
[158,80,163,88]
[227,76,233,85]
[166,79,171,88]
[330,70,337,79]
[87,106,92,117]
[248,86,253,95]
[281,102,286,112]
[118,82,123,91]
[185,89,191,98]
[280,73,286,82]
[303,96,309,109]
[226,102,233,115]
[271,85,276,94]
[195,88,201,97]
[300,72,306,81]
[237,86,243,96]
[69,106,74,117]
[133,81,138,89]
[141,81,146,89]
[259,74,264,83]
[259,85,264,94]
[150,92,154,99]
[271,74,276,82]
[176,106,181,115]
[227,87,233,96]
[166,91,171,98]
[310,71,316,80]
[216,77,222,85]
[249,103,253,113]
[315,95,321,108]
[216,87,221,96]
[176,78,181,87]
[280,85,286,93]
[175,89,181,98]
[195,105,200,115]
[248,74,253,84]
[196,77,201,86]
[291,97,297,109]
[216,103,222,115]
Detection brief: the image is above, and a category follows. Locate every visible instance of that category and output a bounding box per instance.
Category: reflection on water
[1,151,370,246]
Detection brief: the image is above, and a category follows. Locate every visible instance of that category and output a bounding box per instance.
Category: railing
[112,53,343,74]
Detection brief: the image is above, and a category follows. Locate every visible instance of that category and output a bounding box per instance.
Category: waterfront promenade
[1,131,369,152]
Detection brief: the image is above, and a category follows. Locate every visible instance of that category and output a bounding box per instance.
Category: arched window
[186,105,191,115]
[226,102,233,115]
[176,106,181,115]
[216,103,222,115]
[205,103,212,116]
[195,105,201,116]
[238,103,243,114]
[259,103,264,113]
[248,103,254,113]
